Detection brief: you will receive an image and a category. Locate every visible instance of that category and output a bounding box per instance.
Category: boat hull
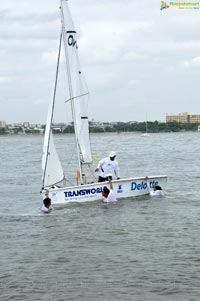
[141,133,150,137]
[42,175,167,206]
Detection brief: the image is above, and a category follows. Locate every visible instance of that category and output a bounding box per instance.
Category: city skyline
[0,0,200,124]
[2,111,200,127]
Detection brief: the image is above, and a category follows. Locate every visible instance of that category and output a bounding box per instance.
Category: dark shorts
[98,176,112,182]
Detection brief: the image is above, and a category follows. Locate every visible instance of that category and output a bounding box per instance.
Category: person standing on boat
[102,178,117,203]
[95,151,120,182]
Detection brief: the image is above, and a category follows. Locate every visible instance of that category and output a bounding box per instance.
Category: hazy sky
[0,0,200,124]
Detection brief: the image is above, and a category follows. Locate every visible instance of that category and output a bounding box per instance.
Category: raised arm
[145,176,151,192]
[108,178,113,190]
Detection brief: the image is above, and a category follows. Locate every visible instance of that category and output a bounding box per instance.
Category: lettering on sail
[67,30,77,48]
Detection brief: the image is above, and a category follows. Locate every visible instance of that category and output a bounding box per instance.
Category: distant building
[0,120,6,128]
[52,123,66,132]
[166,112,200,124]
[23,122,30,128]
[189,114,200,123]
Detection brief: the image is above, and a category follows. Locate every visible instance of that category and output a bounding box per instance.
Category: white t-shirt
[146,181,164,196]
[150,190,164,196]
[103,190,117,203]
[97,157,119,178]
[41,204,53,212]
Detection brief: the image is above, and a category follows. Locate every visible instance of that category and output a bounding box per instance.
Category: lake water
[0,132,200,301]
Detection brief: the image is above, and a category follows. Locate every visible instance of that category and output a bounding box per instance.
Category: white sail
[42,86,64,187]
[61,0,92,164]
[42,131,64,187]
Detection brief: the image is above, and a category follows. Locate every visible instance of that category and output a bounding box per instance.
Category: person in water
[102,178,117,203]
[145,176,164,196]
[41,189,53,212]
[149,185,164,196]
[95,151,120,182]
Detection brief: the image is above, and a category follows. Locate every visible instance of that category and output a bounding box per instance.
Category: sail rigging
[42,0,92,188]
[60,0,92,167]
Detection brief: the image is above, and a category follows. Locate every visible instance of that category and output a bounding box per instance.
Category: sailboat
[41,0,167,205]
[141,120,150,137]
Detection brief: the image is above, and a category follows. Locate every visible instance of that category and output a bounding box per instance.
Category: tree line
[64,121,198,134]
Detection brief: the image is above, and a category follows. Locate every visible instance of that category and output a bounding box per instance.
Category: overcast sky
[0,0,200,124]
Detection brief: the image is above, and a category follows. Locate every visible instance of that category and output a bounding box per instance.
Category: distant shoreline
[0,130,198,138]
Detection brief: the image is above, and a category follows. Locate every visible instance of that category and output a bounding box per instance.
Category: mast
[60,0,84,183]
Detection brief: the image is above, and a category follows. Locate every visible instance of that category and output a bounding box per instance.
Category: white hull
[42,175,167,206]
[141,133,150,137]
